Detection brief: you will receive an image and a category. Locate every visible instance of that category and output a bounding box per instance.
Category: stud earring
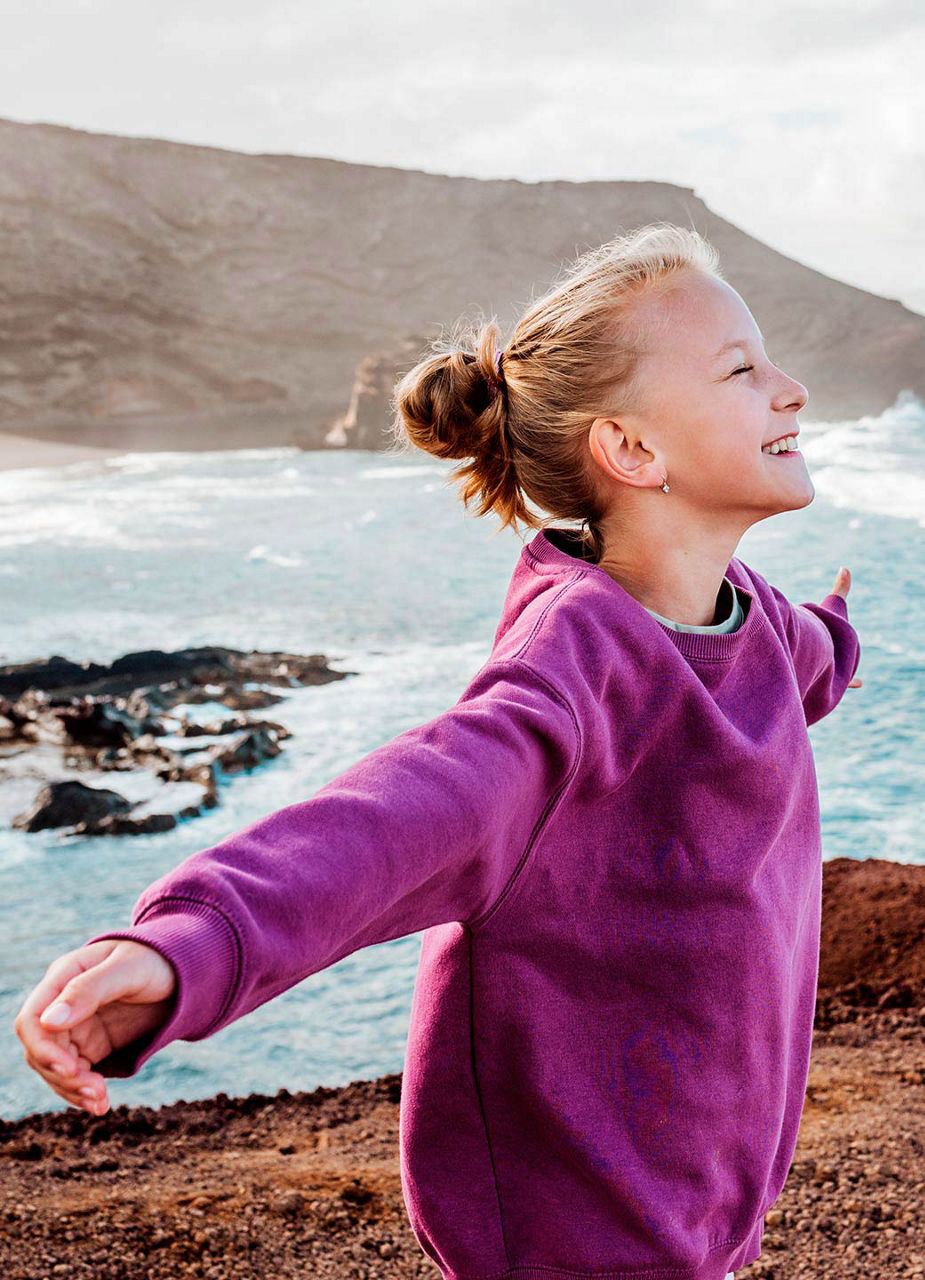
[661,475,670,493]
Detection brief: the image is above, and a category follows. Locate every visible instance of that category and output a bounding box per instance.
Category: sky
[2,0,922,315]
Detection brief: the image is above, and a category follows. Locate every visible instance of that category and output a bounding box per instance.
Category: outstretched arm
[773,565,862,726]
[76,656,580,1080]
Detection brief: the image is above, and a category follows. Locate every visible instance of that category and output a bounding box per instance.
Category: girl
[15,223,862,1280]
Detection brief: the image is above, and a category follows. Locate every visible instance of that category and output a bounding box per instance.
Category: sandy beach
[0,431,121,474]
[0,407,312,474]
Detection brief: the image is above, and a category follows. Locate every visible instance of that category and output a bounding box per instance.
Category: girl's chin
[767,480,815,513]
[761,453,811,485]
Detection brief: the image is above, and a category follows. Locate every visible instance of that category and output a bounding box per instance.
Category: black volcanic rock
[13,779,133,833]
[0,645,356,837]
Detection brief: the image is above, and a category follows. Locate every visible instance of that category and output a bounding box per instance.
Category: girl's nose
[776,376,808,413]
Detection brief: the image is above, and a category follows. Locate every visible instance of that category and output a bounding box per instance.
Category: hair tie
[486,348,505,401]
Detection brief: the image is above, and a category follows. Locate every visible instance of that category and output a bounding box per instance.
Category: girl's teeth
[762,436,799,454]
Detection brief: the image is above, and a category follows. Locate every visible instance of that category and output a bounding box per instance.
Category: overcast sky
[2,0,922,314]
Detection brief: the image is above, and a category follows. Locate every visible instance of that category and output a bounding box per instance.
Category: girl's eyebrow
[712,332,765,359]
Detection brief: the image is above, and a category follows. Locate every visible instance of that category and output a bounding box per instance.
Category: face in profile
[593,269,814,526]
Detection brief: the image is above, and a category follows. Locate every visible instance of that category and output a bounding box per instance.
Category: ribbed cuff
[820,591,848,617]
[84,898,240,1079]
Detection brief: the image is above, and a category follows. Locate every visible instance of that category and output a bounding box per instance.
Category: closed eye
[731,365,754,376]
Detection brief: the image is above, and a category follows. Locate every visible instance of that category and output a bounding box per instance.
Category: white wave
[245,544,303,567]
[357,464,446,480]
[801,390,925,526]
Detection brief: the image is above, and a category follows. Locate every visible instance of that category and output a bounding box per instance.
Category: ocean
[1,392,922,1122]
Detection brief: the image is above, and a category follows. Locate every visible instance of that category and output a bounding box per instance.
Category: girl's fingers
[13,944,123,1114]
[15,950,119,1084]
[16,1019,76,1080]
[22,1042,96,1092]
[38,958,123,1032]
[14,954,86,1070]
[22,1047,109,1113]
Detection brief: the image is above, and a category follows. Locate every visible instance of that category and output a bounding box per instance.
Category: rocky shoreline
[2,856,923,1280]
[0,646,353,837]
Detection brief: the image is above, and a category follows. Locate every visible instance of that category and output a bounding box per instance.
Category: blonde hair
[388,221,724,563]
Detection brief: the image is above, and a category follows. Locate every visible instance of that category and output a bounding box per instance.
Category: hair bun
[389,221,723,548]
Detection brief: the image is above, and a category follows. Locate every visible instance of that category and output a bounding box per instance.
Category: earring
[661,475,670,493]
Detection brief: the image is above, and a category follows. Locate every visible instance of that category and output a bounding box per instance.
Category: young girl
[15,223,862,1280]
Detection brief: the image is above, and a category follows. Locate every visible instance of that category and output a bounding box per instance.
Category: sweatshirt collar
[523,527,761,662]
[644,574,742,634]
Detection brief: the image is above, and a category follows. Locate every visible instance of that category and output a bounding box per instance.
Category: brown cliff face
[318,333,434,452]
[1,117,922,460]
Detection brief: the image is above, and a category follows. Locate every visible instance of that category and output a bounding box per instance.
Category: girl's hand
[13,939,177,1116]
[830,566,862,689]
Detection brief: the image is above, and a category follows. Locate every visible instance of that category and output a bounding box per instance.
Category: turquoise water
[1,393,922,1122]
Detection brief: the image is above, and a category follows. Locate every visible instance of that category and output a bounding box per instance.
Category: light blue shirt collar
[643,577,744,634]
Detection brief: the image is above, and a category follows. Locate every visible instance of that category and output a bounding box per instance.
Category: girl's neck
[594,541,740,629]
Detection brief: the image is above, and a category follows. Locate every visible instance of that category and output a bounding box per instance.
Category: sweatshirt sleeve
[769,587,861,727]
[82,656,580,1079]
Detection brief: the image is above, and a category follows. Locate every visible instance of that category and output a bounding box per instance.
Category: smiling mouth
[761,435,800,455]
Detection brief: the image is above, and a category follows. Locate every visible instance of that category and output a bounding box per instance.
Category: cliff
[0,117,922,462]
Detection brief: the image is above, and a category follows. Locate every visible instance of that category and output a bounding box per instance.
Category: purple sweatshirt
[86,525,861,1280]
